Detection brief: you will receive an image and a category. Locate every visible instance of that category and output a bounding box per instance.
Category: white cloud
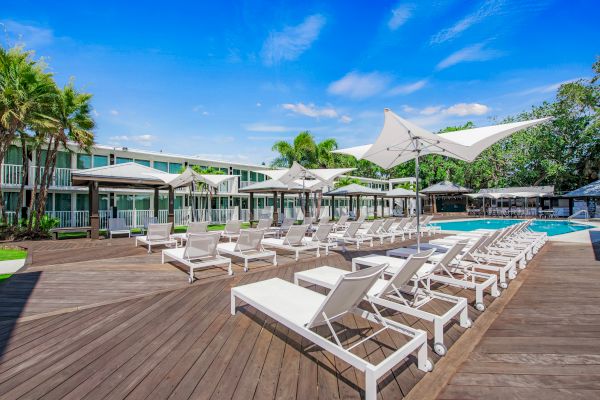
[436,43,503,70]
[109,109,119,116]
[256,102,262,107]
[247,135,291,141]
[420,106,443,115]
[195,153,250,162]
[281,102,338,119]
[108,134,157,147]
[92,110,100,117]
[402,103,491,117]
[430,0,504,44]
[443,103,490,116]
[0,20,54,48]
[261,14,326,66]
[243,123,292,132]
[516,78,583,96]
[328,71,390,99]
[388,79,427,96]
[388,4,414,30]
[339,115,352,124]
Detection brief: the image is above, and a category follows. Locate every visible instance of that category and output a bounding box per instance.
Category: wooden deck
[437,240,600,399]
[0,232,497,400]
[0,233,597,399]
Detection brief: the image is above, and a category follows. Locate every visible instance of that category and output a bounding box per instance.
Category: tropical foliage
[271,59,599,193]
[0,45,95,237]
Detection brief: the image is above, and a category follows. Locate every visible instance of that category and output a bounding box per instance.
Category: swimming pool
[430,219,593,236]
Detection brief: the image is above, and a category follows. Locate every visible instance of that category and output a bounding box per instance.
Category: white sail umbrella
[334,108,551,249]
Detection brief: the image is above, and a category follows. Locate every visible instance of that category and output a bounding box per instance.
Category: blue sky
[2,0,598,165]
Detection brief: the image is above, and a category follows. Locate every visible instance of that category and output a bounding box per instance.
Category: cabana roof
[385,187,425,197]
[479,186,554,195]
[324,183,385,196]
[421,181,472,194]
[564,180,600,197]
[238,179,318,193]
[71,163,234,189]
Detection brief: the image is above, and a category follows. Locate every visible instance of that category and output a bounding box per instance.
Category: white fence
[1,164,22,186]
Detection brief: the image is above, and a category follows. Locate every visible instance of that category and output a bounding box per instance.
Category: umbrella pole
[415,154,421,251]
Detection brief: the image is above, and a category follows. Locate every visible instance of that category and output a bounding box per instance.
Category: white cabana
[334,108,551,249]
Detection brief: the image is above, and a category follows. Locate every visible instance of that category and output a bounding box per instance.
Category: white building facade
[1,143,397,228]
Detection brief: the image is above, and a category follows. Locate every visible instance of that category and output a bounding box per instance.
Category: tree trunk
[35,137,59,229]
[27,146,43,230]
[15,136,29,225]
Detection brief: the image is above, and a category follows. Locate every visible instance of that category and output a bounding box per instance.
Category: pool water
[430,219,593,236]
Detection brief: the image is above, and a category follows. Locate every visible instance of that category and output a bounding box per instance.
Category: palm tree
[0,46,55,222]
[334,176,361,188]
[34,82,94,228]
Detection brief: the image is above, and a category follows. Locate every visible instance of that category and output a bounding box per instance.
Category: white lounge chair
[330,221,373,250]
[294,249,471,356]
[333,213,349,231]
[141,216,158,235]
[172,221,210,245]
[363,219,396,244]
[108,217,131,239]
[162,232,232,282]
[221,220,242,242]
[262,224,320,260]
[231,265,433,400]
[311,223,337,255]
[268,217,295,238]
[135,223,177,253]
[217,229,277,271]
[255,218,277,237]
[383,241,499,311]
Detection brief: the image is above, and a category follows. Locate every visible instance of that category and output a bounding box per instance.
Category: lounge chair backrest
[280,217,295,230]
[380,249,436,294]
[143,216,158,229]
[108,218,128,232]
[344,222,362,238]
[319,215,330,224]
[357,213,366,223]
[307,264,388,328]
[303,216,313,226]
[224,220,242,234]
[395,218,410,230]
[235,229,265,252]
[436,240,468,268]
[313,223,333,242]
[421,215,433,226]
[188,221,209,234]
[146,223,172,241]
[184,233,220,259]
[462,234,490,261]
[381,218,395,232]
[256,218,273,230]
[284,225,309,246]
[337,214,349,226]
[366,219,384,234]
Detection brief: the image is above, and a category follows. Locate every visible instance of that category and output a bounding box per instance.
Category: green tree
[334,176,362,188]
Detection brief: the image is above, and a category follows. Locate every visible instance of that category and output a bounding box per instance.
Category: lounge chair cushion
[233,278,325,326]
[296,266,389,297]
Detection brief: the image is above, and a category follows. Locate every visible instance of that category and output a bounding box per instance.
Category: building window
[135,194,150,210]
[241,170,248,181]
[135,159,150,167]
[93,155,108,167]
[76,194,89,211]
[55,193,72,212]
[250,171,257,182]
[77,154,92,169]
[5,145,22,165]
[169,162,182,173]
[116,157,133,164]
[258,173,265,182]
[153,161,168,172]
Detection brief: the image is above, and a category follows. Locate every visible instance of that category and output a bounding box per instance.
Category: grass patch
[0,274,11,283]
[0,248,27,261]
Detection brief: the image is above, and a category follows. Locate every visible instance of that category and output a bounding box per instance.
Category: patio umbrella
[334,108,551,249]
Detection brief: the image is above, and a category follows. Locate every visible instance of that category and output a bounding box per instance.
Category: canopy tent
[334,108,551,249]
[246,164,355,222]
[323,183,386,219]
[385,187,423,197]
[71,163,235,238]
[421,181,472,194]
[564,180,600,197]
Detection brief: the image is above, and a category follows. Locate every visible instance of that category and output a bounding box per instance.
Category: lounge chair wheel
[475,302,485,312]
[188,276,193,284]
[464,318,473,328]
[500,282,508,289]
[425,359,434,372]
[509,271,517,279]
[433,343,447,356]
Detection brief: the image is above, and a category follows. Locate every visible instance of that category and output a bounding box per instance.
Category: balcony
[0,164,73,187]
